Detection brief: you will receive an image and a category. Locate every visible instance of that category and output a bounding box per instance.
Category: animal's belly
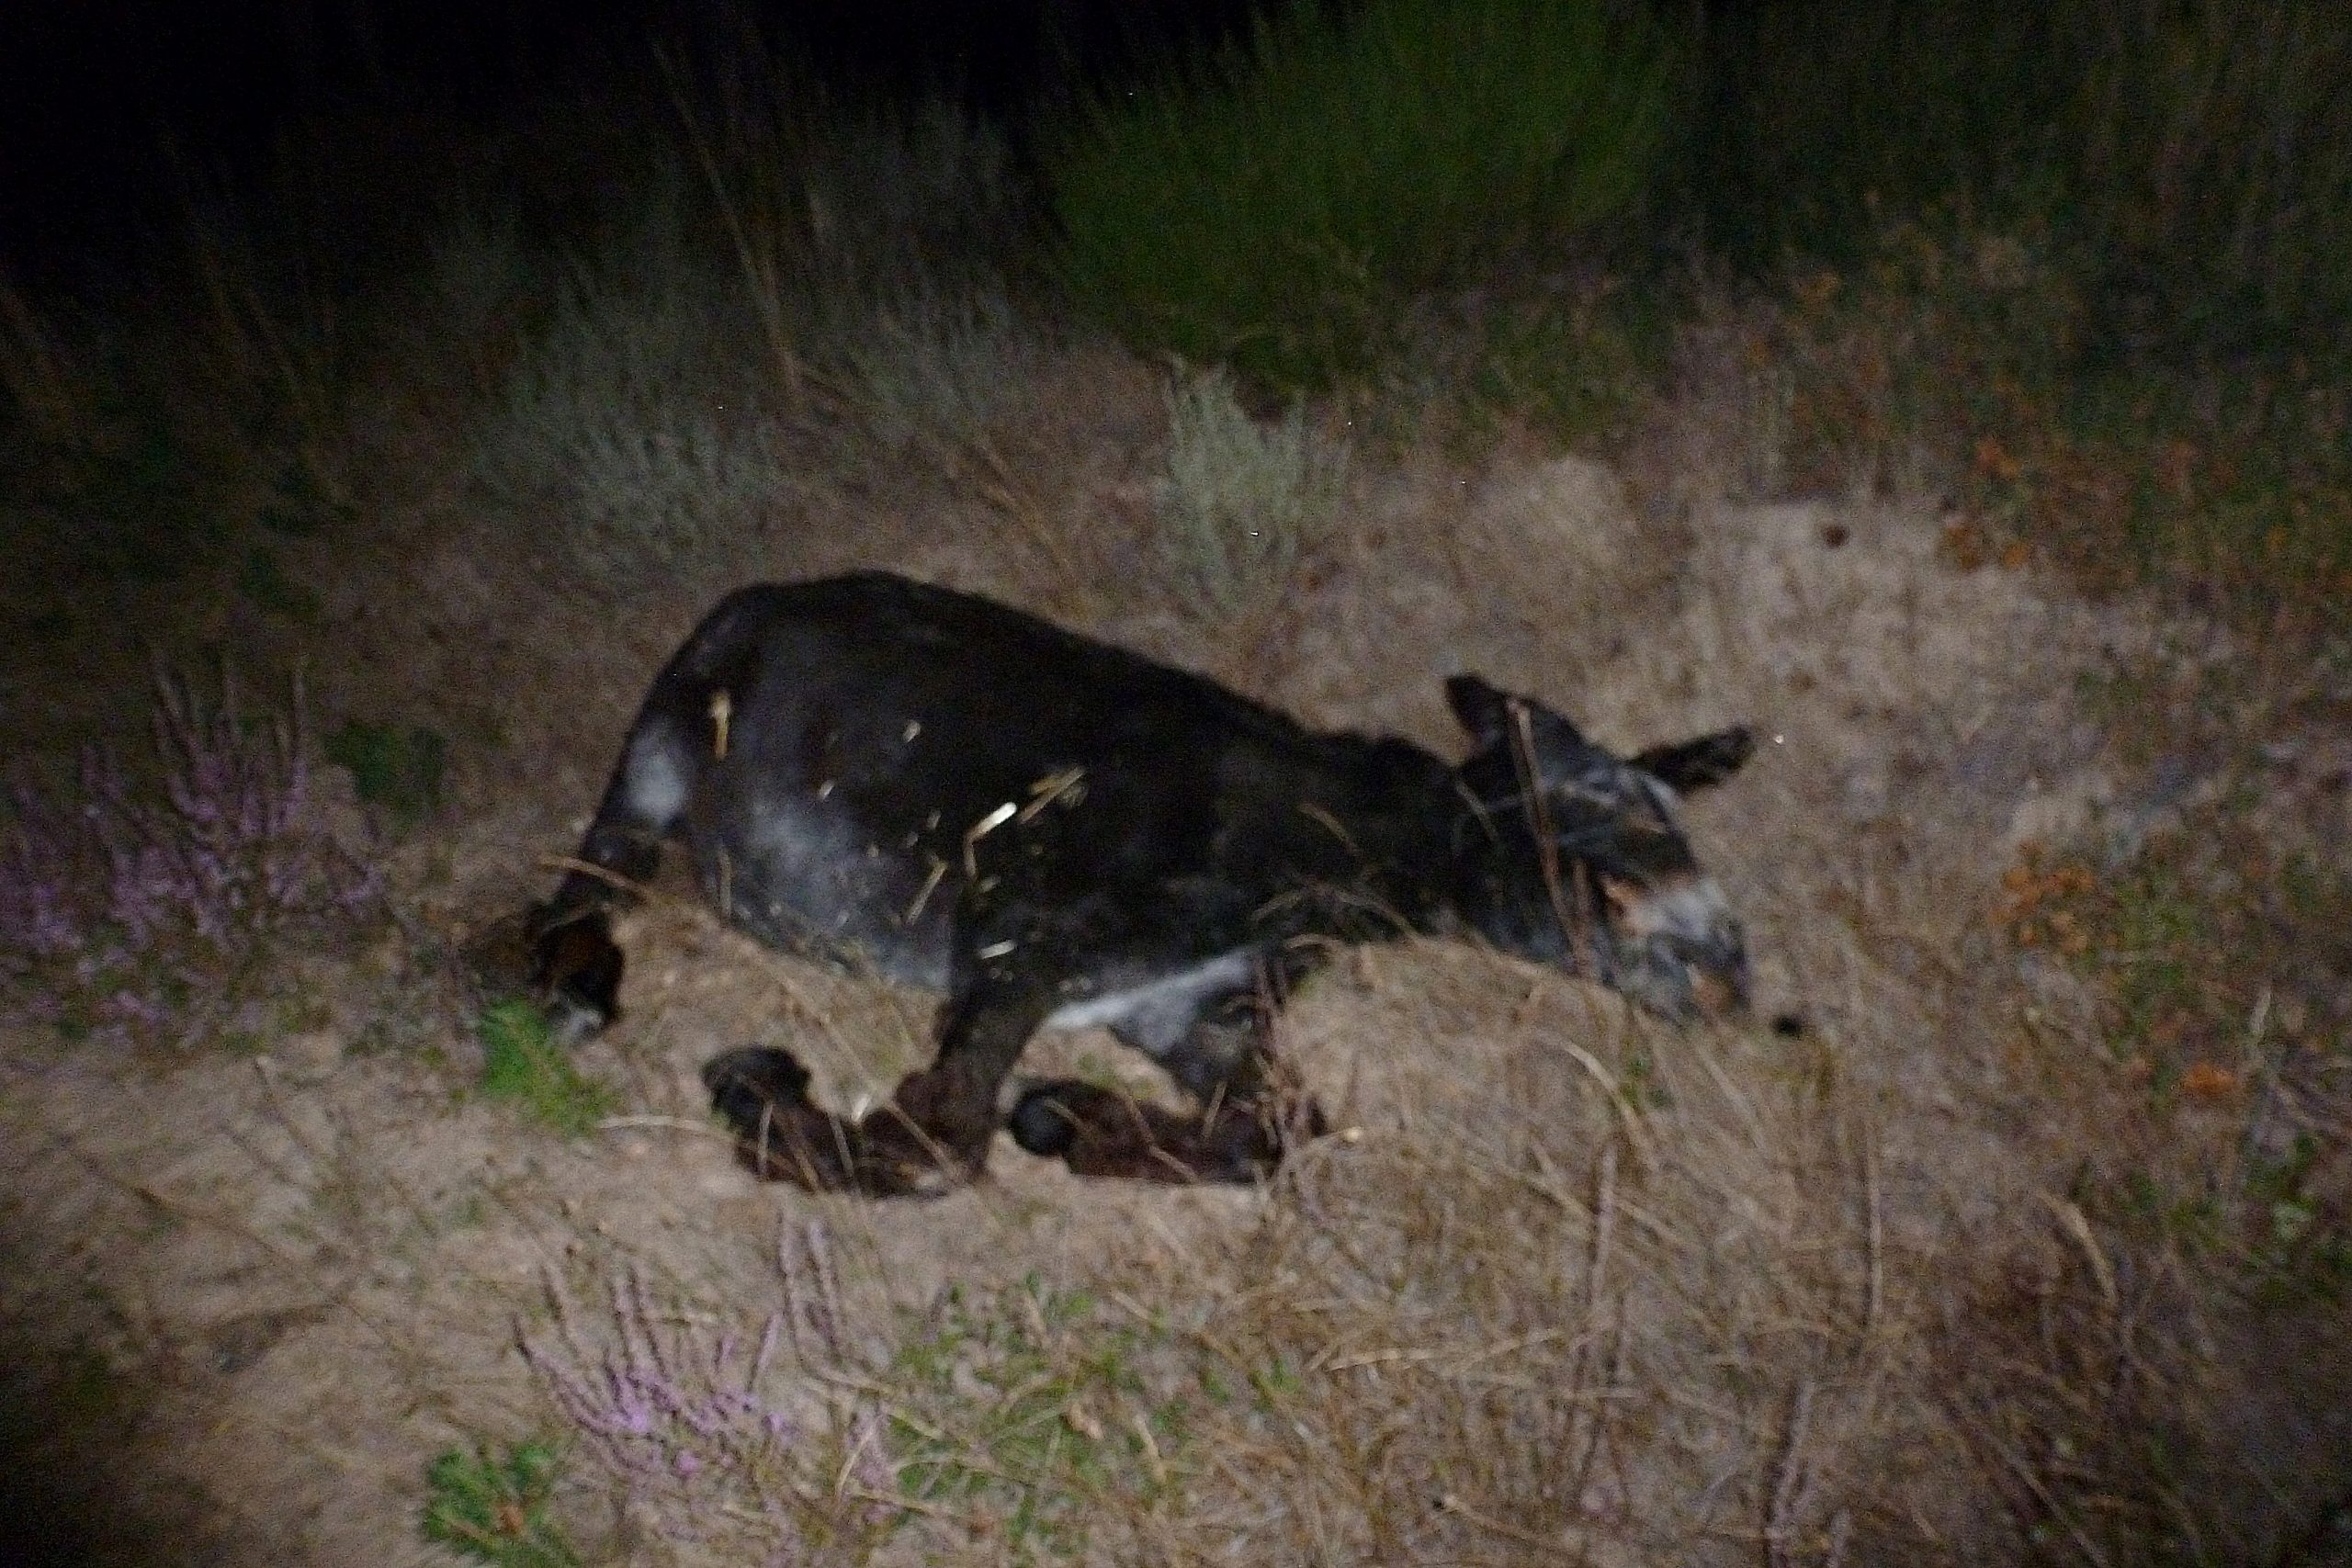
[689,796,955,988]
[1042,950,1258,1055]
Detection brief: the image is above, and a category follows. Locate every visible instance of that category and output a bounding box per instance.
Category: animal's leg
[1010,990,1328,1184]
[527,705,699,1039]
[705,977,1050,1198]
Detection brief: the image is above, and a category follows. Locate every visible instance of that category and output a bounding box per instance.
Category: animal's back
[703,571,1327,772]
[639,573,1427,987]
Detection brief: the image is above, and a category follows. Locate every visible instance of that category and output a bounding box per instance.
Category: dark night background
[0,0,1285,275]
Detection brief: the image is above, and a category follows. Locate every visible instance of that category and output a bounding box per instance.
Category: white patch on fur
[1046,950,1257,1055]
[1623,876,1732,942]
[622,731,688,828]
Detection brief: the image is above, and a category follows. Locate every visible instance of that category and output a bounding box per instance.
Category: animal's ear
[1444,675,1589,754]
[1631,728,1755,793]
[1443,674,1511,748]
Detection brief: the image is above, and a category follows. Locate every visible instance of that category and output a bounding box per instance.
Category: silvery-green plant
[1155,366,1348,619]
[471,217,786,576]
[830,288,1038,457]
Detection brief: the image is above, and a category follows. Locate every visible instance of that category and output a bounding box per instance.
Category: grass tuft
[885,1275,1195,1558]
[476,1000,616,1137]
[421,1440,579,1568]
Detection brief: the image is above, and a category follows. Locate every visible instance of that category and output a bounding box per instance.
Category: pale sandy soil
[2,332,2344,1566]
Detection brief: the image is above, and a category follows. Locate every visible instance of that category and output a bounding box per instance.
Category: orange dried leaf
[1973,435,2022,483]
[2179,1062,2237,1098]
[1942,520,1990,570]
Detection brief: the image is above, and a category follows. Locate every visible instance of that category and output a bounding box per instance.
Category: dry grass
[3,156,2348,1568]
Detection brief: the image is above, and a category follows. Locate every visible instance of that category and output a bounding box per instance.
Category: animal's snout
[1686,938,1751,1021]
[1610,875,1749,1022]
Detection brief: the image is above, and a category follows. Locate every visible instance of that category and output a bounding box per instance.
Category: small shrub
[1155,365,1348,619]
[520,1229,893,1559]
[1047,0,1673,391]
[0,670,380,1047]
[469,164,786,577]
[474,267,785,576]
[828,288,1040,457]
[1424,275,1670,454]
[476,1001,616,1136]
[421,1440,579,1568]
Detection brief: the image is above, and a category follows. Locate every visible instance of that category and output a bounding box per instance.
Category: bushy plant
[1047,0,1673,390]
[1156,365,1348,619]
[827,287,1040,457]
[519,1227,893,1559]
[471,247,786,575]
[0,670,380,1048]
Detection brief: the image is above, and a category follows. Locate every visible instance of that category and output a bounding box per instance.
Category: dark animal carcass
[526,571,1753,1195]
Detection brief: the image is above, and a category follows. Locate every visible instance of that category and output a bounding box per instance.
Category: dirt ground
[3,332,2346,1566]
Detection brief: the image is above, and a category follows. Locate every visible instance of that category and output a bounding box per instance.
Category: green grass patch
[476,1000,616,1138]
[421,1440,579,1568]
[888,1276,1194,1559]
[1046,0,1671,393]
[325,718,448,829]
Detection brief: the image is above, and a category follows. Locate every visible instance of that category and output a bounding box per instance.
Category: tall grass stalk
[166,150,350,489]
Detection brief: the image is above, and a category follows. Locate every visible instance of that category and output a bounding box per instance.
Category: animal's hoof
[1008,1084,1080,1158]
[1007,1079,1322,1185]
[526,904,623,1034]
[702,1051,980,1198]
[702,1046,815,1127]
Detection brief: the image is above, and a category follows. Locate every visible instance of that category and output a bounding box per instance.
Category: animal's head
[1444,674,1754,1021]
